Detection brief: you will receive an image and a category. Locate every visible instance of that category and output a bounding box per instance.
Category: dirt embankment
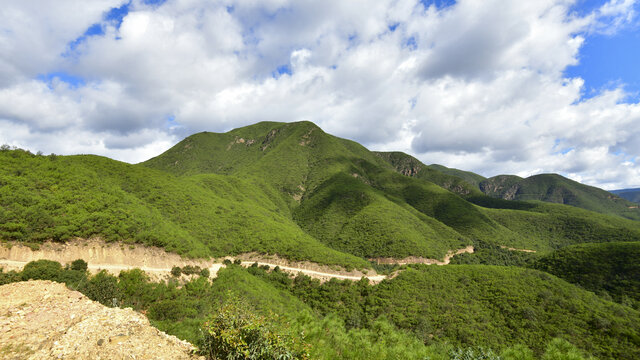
[0,280,201,360]
[370,245,475,265]
[1,240,476,284]
[0,239,378,283]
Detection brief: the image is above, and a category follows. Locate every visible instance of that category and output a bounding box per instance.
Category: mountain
[3,121,640,268]
[427,163,486,188]
[479,173,640,221]
[4,120,640,359]
[373,152,483,196]
[611,188,640,204]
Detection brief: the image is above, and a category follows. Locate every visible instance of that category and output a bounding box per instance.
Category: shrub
[171,266,182,277]
[200,268,210,278]
[80,270,121,307]
[70,259,88,272]
[21,260,63,281]
[182,265,201,275]
[200,297,308,360]
[223,259,232,266]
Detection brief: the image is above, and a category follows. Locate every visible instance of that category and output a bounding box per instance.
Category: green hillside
[480,173,640,221]
[256,264,640,359]
[4,121,640,270]
[534,242,640,308]
[0,148,368,268]
[374,151,483,196]
[428,163,487,188]
[611,188,640,204]
[4,259,636,359]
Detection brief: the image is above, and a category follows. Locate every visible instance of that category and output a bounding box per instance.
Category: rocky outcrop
[0,280,202,360]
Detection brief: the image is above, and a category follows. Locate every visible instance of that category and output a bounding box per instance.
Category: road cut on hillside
[0,239,473,284]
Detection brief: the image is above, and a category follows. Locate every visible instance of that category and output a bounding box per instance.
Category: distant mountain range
[375,151,640,221]
[611,188,640,205]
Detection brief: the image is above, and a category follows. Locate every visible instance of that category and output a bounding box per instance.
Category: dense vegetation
[479,173,640,221]
[3,122,640,269]
[533,242,640,309]
[0,147,367,269]
[3,121,640,359]
[374,152,483,196]
[2,260,622,359]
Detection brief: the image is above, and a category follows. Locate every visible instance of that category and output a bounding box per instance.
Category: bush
[223,259,232,266]
[79,270,121,307]
[21,260,63,281]
[200,268,210,278]
[200,297,308,360]
[171,266,182,277]
[0,269,20,285]
[182,265,201,275]
[70,259,88,272]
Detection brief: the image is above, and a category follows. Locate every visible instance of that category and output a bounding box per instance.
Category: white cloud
[0,0,639,189]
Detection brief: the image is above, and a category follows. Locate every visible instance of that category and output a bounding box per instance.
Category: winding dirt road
[0,240,472,284]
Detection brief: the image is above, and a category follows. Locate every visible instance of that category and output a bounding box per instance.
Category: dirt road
[0,240,472,284]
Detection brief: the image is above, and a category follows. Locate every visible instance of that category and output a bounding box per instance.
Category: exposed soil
[0,280,202,360]
[1,240,476,285]
[499,246,537,253]
[370,246,475,265]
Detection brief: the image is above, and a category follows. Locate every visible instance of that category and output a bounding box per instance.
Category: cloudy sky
[1,0,639,189]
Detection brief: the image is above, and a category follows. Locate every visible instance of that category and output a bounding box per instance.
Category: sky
[0,0,639,190]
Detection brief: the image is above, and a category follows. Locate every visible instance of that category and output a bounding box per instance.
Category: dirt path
[0,240,472,284]
[370,245,475,265]
[240,261,386,282]
[499,246,537,253]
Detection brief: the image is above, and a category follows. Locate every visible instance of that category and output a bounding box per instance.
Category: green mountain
[374,152,483,196]
[479,173,640,221]
[611,188,640,204]
[4,120,640,359]
[428,163,486,188]
[3,121,640,267]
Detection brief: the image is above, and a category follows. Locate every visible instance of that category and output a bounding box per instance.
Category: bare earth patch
[0,280,201,360]
[370,245,475,266]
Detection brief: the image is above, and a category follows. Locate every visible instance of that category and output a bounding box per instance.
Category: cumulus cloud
[0,0,639,189]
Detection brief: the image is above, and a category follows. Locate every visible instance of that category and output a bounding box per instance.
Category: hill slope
[374,151,482,196]
[533,242,640,308]
[0,280,198,359]
[0,148,367,268]
[480,173,640,221]
[4,121,640,267]
[611,188,640,204]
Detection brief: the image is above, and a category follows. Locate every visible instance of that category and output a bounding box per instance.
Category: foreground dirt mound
[0,280,202,360]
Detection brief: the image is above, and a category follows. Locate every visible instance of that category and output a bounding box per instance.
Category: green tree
[171,266,182,277]
[70,259,88,272]
[200,296,308,360]
[21,260,63,281]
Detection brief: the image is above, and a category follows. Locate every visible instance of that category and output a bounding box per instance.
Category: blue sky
[1,0,639,189]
